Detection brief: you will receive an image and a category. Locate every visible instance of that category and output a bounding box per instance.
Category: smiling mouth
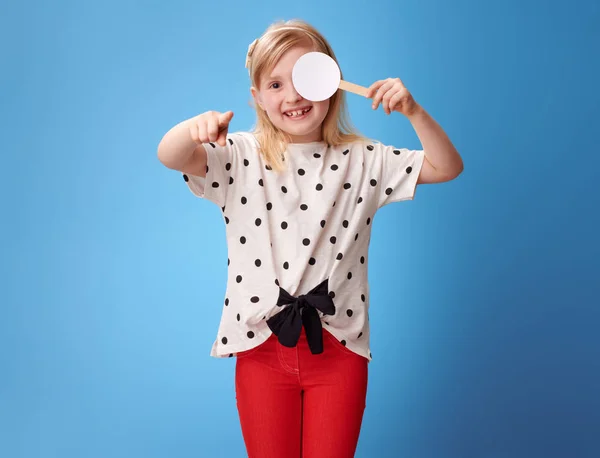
[284,106,312,118]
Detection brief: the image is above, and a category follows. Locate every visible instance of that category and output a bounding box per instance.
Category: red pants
[235,328,369,458]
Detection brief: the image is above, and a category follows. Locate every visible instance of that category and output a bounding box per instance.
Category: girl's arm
[157,111,234,177]
[367,78,464,184]
[157,117,207,177]
[407,105,464,184]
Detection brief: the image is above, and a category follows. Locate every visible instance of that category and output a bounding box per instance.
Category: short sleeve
[182,132,251,208]
[374,142,425,209]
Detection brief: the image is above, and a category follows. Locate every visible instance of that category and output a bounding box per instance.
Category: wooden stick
[339,79,370,98]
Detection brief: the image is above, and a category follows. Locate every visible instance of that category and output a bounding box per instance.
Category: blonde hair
[246,19,369,172]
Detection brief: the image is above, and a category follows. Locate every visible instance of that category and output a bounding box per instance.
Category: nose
[285,84,303,103]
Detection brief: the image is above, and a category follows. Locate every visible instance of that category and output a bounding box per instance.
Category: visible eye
[269,82,281,89]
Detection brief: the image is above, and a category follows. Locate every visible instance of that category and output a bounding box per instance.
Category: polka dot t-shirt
[183,132,425,362]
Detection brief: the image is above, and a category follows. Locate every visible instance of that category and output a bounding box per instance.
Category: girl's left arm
[367,78,464,184]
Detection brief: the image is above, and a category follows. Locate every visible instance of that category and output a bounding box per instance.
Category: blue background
[2,0,599,457]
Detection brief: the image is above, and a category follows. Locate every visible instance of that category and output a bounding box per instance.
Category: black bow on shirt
[266,278,336,354]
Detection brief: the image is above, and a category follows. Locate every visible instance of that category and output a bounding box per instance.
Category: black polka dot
[343,183,351,189]
[343,149,349,155]
[360,256,365,264]
[283,262,289,270]
[367,145,374,151]
[241,196,247,204]
[259,179,264,186]
[237,314,240,321]
[330,236,337,244]
[370,179,377,186]
[183,174,189,182]
[228,258,230,266]
[300,204,308,211]
[361,294,365,302]
[366,217,371,225]
[206,165,209,174]
[229,177,234,184]
[266,165,272,171]
[347,272,352,280]
[298,169,305,176]
[303,238,310,246]
[211,182,219,188]
[255,259,261,267]
[347,309,353,317]
[331,164,338,171]
[267,202,273,210]
[314,153,321,158]
[275,279,279,286]
[336,253,343,260]
[329,291,335,299]
[244,159,249,166]
[316,183,323,191]
[406,166,413,173]
[281,186,287,193]
[341,340,347,346]
[220,336,228,345]
[309,257,316,265]
[385,188,393,195]
[251,296,259,303]
[209,142,215,148]
[393,149,401,155]
[226,163,231,171]
[225,298,229,306]
[236,275,242,283]
[357,197,363,204]
[320,220,326,228]
[225,217,229,224]
[343,220,349,228]
[281,221,288,229]
[240,236,246,244]
[228,138,234,145]
[255,218,262,226]
[358,332,363,338]
[355,233,359,241]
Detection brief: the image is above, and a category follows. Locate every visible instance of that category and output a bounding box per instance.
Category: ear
[250,86,264,111]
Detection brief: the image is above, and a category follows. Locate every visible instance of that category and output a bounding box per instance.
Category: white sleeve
[373,142,425,209]
[182,132,250,209]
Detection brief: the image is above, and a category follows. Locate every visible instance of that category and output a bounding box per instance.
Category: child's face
[251,45,330,143]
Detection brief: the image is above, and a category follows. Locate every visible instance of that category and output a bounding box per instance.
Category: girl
[157,19,463,458]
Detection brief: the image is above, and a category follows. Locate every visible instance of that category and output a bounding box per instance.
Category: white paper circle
[292,52,341,102]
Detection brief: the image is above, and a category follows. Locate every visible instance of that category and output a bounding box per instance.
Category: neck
[288,129,323,143]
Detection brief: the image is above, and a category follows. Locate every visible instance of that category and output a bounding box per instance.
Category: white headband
[245,38,259,75]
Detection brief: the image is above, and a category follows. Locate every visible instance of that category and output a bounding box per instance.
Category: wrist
[406,103,425,120]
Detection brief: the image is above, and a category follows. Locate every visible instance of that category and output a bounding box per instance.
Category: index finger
[366,80,386,98]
